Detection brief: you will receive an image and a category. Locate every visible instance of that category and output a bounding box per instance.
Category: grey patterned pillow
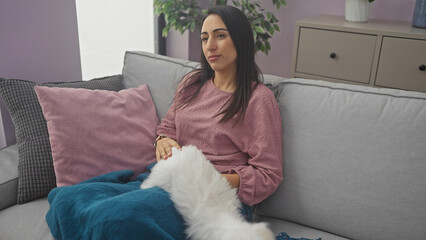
[0,75,124,204]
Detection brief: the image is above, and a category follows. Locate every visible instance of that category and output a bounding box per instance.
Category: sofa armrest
[0,144,19,210]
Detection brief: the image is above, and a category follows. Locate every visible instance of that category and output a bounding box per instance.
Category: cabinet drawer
[375,37,426,92]
[296,28,377,84]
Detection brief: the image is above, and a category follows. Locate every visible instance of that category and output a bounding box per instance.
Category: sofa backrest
[122,51,200,120]
[257,78,426,240]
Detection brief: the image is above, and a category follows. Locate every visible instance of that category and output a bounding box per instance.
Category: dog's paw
[140,180,150,189]
[140,179,153,189]
[250,222,275,240]
[140,159,173,190]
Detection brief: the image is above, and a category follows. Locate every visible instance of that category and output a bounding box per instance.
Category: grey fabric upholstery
[263,74,287,86]
[0,75,124,203]
[257,78,426,240]
[259,216,349,240]
[122,51,200,120]
[0,198,52,240]
[0,145,18,210]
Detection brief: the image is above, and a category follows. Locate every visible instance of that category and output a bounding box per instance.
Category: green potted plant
[154,0,287,55]
[345,0,375,22]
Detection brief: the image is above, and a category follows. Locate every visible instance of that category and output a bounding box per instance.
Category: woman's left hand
[155,137,181,161]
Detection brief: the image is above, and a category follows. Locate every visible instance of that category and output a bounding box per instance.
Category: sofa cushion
[263,74,286,99]
[258,78,426,240]
[122,51,200,120]
[0,198,53,240]
[259,216,349,240]
[0,75,124,203]
[35,85,158,186]
[0,145,19,210]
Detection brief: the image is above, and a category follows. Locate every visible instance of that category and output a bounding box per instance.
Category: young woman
[154,5,283,213]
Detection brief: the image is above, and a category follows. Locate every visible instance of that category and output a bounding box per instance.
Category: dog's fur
[141,145,275,240]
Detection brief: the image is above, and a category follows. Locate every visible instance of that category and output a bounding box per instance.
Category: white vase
[345,0,372,22]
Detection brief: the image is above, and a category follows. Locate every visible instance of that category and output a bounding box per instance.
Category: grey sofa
[0,51,425,240]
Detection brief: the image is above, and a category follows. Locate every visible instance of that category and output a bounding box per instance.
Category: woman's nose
[206,38,217,51]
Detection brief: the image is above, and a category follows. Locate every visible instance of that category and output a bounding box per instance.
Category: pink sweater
[157,74,283,206]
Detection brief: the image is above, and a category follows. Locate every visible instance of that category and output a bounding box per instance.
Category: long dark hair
[177,5,262,124]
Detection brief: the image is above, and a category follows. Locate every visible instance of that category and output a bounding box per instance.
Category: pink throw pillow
[35,85,158,186]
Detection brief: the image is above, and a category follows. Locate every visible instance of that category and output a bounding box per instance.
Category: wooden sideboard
[291,15,426,93]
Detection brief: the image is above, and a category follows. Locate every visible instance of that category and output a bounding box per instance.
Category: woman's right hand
[155,137,181,161]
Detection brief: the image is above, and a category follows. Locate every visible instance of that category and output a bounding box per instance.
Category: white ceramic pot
[345,0,372,22]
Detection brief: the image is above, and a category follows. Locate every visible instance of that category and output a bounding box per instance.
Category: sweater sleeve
[231,87,283,206]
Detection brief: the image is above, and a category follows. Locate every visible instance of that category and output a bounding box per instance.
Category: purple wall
[0,0,82,147]
[166,0,418,77]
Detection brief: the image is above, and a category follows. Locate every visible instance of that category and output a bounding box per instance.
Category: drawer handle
[420,64,426,71]
[330,53,337,59]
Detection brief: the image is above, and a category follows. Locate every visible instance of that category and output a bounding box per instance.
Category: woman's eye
[201,37,208,42]
[217,33,225,38]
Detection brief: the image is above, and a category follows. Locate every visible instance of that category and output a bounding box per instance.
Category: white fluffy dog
[141,145,275,240]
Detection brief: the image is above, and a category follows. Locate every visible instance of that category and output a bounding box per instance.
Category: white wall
[76,0,154,80]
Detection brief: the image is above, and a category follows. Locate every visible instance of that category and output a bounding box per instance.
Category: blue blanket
[46,169,186,240]
[46,168,321,240]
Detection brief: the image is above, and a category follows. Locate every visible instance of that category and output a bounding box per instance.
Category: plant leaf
[255,26,265,34]
[273,24,280,31]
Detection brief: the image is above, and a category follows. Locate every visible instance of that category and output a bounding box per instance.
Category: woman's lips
[208,55,220,61]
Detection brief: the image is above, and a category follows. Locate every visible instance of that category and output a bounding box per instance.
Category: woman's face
[201,14,237,75]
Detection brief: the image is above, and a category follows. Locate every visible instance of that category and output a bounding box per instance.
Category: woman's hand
[155,137,181,161]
